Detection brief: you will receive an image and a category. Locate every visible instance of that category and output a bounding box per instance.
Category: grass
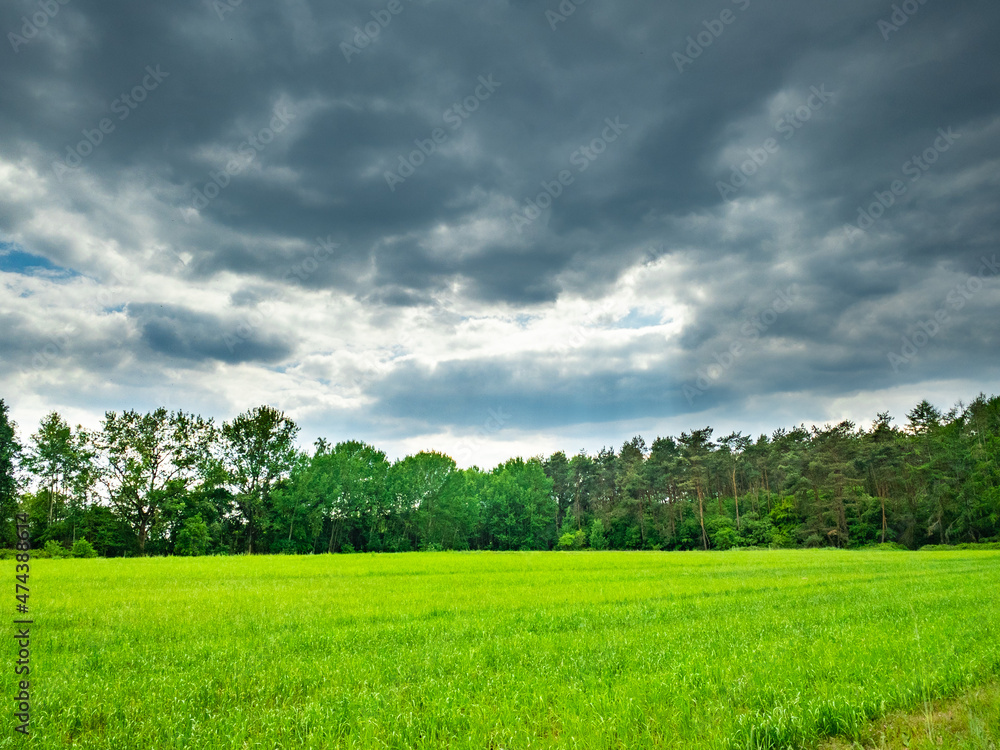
[820,683,1000,749]
[3,549,1000,749]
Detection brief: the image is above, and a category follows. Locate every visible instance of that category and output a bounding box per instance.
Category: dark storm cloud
[1,0,999,435]
[127,303,293,365]
[367,346,695,432]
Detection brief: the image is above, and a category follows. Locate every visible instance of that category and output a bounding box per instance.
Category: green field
[5,550,1000,749]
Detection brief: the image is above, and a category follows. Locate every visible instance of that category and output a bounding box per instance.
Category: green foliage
[22,412,96,549]
[738,515,774,547]
[220,405,298,554]
[44,539,68,558]
[711,531,735,551]
[558,513,577,538]
[0,399,20,547]
[398,452,465,551]
[97,408,215,555]
[9,391,1000,557]
[804,533,823,548]
[479,458,555,551]
[708,518,738,550]
[175,515,210,556]
[624,525,642,550]
[589,519,608,550]
[70,538,98,558]
[920,542,1000,551]
[557,530,586,550]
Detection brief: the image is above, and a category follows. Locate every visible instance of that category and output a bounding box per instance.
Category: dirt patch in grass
[821,684,1000,749]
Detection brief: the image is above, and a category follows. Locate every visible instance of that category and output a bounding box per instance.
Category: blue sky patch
[0,243,79,280]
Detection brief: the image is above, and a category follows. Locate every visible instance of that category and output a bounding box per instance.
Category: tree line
[0,393,998,556]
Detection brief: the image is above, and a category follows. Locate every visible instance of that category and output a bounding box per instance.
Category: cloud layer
[1,0,998,464]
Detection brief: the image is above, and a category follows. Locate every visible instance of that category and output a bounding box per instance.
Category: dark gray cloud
[127,303,293,365]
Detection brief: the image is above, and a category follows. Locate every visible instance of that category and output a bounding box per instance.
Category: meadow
[5,550,1000,749]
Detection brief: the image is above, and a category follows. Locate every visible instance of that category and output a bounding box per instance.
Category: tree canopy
[5,393,1000,555]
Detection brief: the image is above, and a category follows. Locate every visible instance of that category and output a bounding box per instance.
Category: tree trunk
[697,483,708,550]
[639,493,645,544]
[880,492,887,543]
[731,467,740,530]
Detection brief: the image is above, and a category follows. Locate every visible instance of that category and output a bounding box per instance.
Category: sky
[1,0,998,468]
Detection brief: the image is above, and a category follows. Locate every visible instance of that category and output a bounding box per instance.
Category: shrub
[71,539,99,558]
[557,533,577,551]
[803,533,823,548]
[920,542,1000,551]
[625,526,642,550]
[589,519,608,550]
[770,529,797,549]
[558,515,578,539]
[712,526,738,551]
[706,517,737,550]
[43,540,68,559]
[175,515,210,557]
[738,517,774,547]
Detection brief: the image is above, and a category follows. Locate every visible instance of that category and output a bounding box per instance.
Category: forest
[0,393,998,557]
